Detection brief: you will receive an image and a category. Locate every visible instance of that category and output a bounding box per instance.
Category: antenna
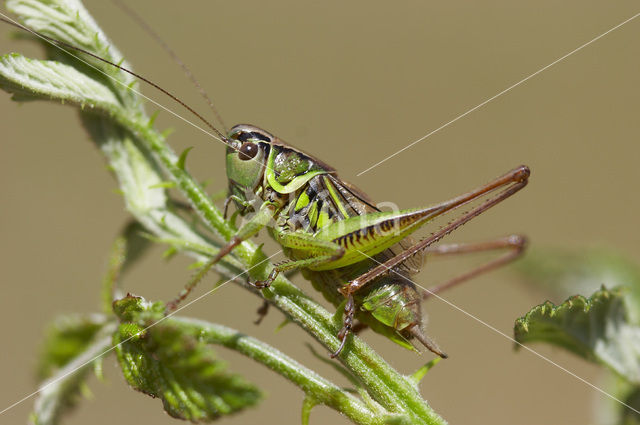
[110,0,228,133]
[0,15,231,145]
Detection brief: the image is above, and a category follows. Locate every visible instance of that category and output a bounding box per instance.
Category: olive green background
[1,1,638,424]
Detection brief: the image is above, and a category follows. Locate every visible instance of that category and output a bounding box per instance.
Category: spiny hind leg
[331,266,383,357]
[331,269,386,358]
[330,235,526,357]
[421,234,527,299]
[336,166,529,300]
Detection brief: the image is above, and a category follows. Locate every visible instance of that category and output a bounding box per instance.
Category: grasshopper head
[225,124,273,212]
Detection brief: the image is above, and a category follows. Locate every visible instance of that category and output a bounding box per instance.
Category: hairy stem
[174,317,384,425]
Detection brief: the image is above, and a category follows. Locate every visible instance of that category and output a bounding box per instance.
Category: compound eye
[238,142,259,161]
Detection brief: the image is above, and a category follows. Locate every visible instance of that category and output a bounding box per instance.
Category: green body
[225,124,444,350]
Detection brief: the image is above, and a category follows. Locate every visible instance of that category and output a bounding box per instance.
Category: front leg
[165,202,277,312]
[249,232,345,289]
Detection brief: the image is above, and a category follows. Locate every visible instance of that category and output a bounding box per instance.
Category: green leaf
[8,0,118,59]
[7,0,139,104]
[113,296,262,421]
[32,319,115,425]
[0,53,121,110]
[515,287,640,383]
[516,248,640,322]
[81,115,169,215]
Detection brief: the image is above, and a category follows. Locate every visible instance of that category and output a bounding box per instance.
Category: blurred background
[0,1,638,424]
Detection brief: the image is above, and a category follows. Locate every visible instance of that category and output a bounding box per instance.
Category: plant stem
[174,317,384,425]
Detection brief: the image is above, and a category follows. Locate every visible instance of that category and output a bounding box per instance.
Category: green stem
[173,317,384,425]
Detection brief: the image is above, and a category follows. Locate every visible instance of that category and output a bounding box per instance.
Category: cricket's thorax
[282,174,371,233]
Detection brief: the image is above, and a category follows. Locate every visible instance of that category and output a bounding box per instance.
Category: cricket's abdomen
[302,257,424,351]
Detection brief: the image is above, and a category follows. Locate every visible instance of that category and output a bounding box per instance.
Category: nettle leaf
[32,317,115,425]
[113,295,262,421]
[515,287,640,383]
[0,53,121,111]
[516,248,640,322]
[8,0,124,60]
[7,0,139,101]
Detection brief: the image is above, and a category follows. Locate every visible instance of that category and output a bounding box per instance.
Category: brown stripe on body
[333,208,431,250]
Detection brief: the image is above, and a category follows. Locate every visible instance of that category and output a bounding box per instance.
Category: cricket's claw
[248,279,270,289]
[513,165,531,182]
[248,268,279,289]
[330,294,356,358]
[330,329,350,358]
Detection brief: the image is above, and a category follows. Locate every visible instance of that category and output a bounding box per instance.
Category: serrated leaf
[516,248,640,322]
[113,295,262,421]
[0,53,121,111]
[8,0,121,61]
[7,0,139,105]
[32,320,115,425]
[515,287,640,383]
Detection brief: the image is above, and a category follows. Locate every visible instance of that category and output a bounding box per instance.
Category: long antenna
[109,0,228,133]
[0,15,230,145]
